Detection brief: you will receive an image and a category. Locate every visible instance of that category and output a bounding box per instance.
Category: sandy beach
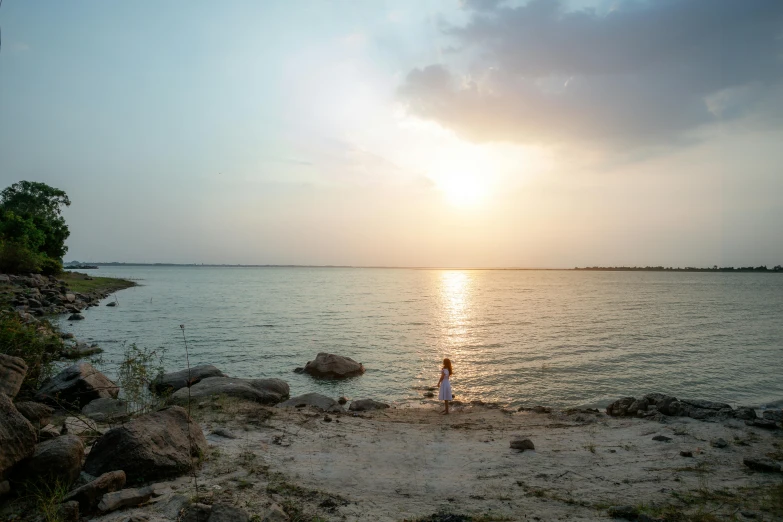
[85,399,782,521]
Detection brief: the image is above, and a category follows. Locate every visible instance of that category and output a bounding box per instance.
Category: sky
[1,0,782,268]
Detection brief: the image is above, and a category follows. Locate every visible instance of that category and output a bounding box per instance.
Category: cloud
[400,0,783,150]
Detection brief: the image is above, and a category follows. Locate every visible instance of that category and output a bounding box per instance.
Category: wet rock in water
[277,393,344,413]
[348,399,390,412]
[15,435,84,486]
[61,343,103,359]
[680,450,693,457]
[169,376,289,406]
[35,362,119,409]
[14,401,53,429]
[64,470,126,512]
[149,364,226,396]
[338,396,348,405]
[606,397,638,417]
[745,419,779,430]
[743,457,781,472]
[81,398,130,423]
[303,352,365,379]
[97,483,171,513]
[510,438,535,451]
[0,354,28,398]
[0,394,37,478]
[734,406,757,420]
[106,301,117,307]
[67,313,84,321]
[710,438,728,448]
[423,391,435,398]
[762,409,783,423]
[61,332,75,339]
[607,505,639,520]
[652,435,672,442]
[58,500,80,522]
[83,406,207,484]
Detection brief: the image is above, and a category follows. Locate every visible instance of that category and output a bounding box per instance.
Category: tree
[0,181,70,259]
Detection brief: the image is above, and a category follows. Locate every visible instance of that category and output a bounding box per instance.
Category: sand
[89,399,783,521]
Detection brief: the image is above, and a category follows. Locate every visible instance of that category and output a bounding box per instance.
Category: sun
[438,173,487,207]
[429,148,492,207]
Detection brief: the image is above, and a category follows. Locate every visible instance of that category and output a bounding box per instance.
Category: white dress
[438,368,452,401]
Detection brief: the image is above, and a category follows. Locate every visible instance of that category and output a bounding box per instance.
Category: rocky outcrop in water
[149,364,226,396]
[303,352,365,379]
[606,393,767,424]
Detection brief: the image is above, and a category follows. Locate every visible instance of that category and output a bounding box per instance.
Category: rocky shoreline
[1,276,782,521]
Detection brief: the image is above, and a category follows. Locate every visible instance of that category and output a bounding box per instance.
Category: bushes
[0,312,63,395]
[0,240,63,276]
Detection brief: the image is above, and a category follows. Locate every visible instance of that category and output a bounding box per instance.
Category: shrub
[0,312,63,394]
[38,256,63,276]
[0,240,41,274]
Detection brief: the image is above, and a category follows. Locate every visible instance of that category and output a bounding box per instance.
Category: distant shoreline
[64,262,783,272]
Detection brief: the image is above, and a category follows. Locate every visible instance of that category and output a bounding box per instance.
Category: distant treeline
[575,265,782,272]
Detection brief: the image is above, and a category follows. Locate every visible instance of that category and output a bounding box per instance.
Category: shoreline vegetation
[67,262,783,272]
[0,273,782,521]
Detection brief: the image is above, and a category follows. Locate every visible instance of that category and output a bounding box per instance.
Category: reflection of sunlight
[439,271,472,351]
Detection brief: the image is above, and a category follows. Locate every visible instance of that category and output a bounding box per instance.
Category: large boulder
[14,401,53,429]
[348,399,390,412]
[83,406,207,484]
[276,393,344,413]
[0,354,28,398]
[63,470,127,513]
[81,398,130,423]
[15,435,84,486]
[169,376,289,406]
[149,364,226,396]
[0,394,37,479]
[35,363,119,409]
[303,352,365,379]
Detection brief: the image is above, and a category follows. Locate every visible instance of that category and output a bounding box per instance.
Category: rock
[348,399,390,412]
[743,457,781,472]
[652,435,672,442]
[83,406,208,483]
[65,293,76,303]
[680,450,693,457]
[323,414,332,422]
[261,504,289,522]
[15,435,84,486]
[762,409,783,423]
[638,515,665,522]
[14,401,53,429]
[0,394,37,478]
[607,505,639,519]
[210,428,238,439]
[276,393,344,413]
[338,396,347,405]
[302,352,365,379]
[169,376,289,406]
[58,500,80,522]
[510,438,535,451]
[733,406,757,420]
[423,391,435,398]
[61,332,75,339]
[68,313,85,321]
[209,503,250,522]
[106,301,117,307]
[606,397,637,417]
[710,438,728,448]
[181,503,212,522]
[149,364,226,396]
[61,343,103,359]
[745,419,779,430]
[35,362,119,409]
[63,470,126,512]
[156,493,190,519]
[82,398,130,423]
[97,483,171,512]
[39,424,61,440]
[0,354,28,398]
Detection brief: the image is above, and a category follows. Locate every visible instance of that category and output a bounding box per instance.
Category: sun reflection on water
[439,270,473,355]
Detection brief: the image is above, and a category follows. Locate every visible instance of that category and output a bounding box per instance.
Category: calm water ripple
[56,267,783,409]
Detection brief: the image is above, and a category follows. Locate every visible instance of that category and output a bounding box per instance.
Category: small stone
[63,470,126,512]
[680,450,693,457]
[97,483,171,512]
[324,415,332,422]
[710,438,728,448]
[652,435,672,442]
[210,428,238,439]
[58,500,80,522]
[424,392,435,398]
[510,438,535,451]
[261,503,289,522]
[68,313,85,321]
[338,396,347,405]
[106,302,117,307]
[745,419,779,430]
[607,505,639,519]
[743,457,781,472]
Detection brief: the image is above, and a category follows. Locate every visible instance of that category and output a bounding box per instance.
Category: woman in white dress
[437,358,454,414]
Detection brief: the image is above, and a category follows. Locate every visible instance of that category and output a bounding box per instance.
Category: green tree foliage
[0,181,71,274]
